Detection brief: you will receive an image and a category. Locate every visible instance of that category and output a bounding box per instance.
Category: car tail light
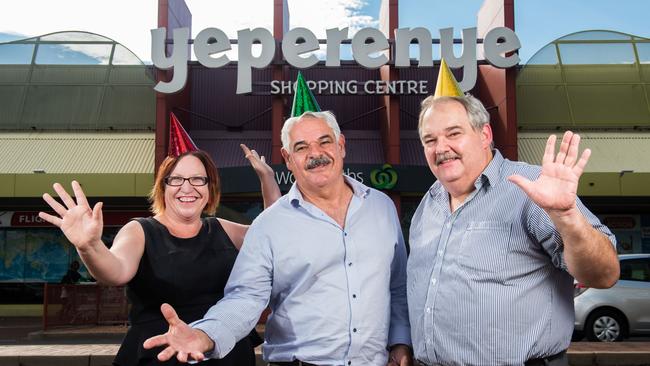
[574,282,588,297]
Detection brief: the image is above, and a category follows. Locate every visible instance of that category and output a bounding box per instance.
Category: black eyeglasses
[164,176,209,186]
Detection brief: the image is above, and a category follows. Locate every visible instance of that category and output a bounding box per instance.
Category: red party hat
[168,112,198,157]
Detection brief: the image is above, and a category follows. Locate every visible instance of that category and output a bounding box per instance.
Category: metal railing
[42,283,128,330]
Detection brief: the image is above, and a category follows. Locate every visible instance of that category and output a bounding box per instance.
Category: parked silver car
[574,254,650,341]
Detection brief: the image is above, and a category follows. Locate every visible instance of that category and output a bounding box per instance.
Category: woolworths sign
[218,164,429,193]
[151,26,520,94]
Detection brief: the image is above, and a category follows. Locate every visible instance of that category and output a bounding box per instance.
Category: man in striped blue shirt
[408,94,619,366]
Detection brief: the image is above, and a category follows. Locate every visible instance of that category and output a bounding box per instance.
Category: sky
[1,0,649,64]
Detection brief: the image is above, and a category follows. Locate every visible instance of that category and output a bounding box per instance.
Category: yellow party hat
[433,58,463,98]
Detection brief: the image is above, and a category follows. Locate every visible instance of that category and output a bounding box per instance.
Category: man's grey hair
[281,111,341,151]
[417,94,491,139]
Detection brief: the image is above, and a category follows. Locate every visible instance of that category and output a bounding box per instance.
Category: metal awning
[0,132,154,197]
[518,132,650,196]
[518,132,650,173]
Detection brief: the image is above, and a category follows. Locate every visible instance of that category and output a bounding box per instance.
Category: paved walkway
[1,342,649,366]
[0,322,649,365]
[568,342,650,365]
[0,344,266,366]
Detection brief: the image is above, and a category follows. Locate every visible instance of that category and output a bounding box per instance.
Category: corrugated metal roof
[0,132,153,173]
[195,132,273,168]
[188,65,387,132]
[190,65,273,130]
[344,130,384,164]
[194,130,385,167]
[518,132,650,173]
[400,139,427,166]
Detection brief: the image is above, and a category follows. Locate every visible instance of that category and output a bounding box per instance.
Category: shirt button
[348,362,351,365]
[446,223,451,228]
[353,328,357,332]
[437,250,443,256]
[431,278,437,285]
[352,294,357,298]
[344,232,348,236]
[348,262,352,266]
[426,307,431,313]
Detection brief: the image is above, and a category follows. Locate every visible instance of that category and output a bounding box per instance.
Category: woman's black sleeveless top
[113,217,257,366]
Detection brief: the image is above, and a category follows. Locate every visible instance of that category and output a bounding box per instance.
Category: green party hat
[291,71,321,117]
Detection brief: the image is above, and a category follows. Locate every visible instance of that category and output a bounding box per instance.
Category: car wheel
[585,309,627,342]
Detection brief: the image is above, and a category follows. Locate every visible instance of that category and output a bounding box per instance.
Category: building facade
[1,0,649,299]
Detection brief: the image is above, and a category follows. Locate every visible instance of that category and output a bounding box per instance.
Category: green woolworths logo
[370,164,398,190]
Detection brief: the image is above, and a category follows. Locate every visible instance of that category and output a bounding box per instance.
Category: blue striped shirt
[407,150,615,365]
[193,176,411,365]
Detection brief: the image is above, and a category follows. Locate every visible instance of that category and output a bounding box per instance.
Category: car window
[619,258,650,282]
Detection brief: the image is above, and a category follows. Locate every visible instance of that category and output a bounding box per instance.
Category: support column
[476,0,518,160]
[155,0,192,171]
[271,0,289,164]
[379,0,401,213]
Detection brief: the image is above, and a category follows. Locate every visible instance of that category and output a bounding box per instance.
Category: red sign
[103,211,150,226]
[9,211,150,227]
[11,212,49,227]
[602,216,636,229]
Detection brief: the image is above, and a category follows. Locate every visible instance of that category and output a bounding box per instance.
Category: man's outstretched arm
[143,303,215,363]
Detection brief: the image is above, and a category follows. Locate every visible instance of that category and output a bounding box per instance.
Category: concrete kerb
[2,343,650,366]
[0,344,264,366]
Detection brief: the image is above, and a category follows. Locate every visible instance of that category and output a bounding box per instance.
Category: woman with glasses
[39,146,281,366]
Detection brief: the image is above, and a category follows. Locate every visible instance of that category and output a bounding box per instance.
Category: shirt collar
[288,174,370,208]
[480,149,504,188]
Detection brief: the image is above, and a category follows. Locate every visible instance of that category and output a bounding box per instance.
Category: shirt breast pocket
[458,221,512,275]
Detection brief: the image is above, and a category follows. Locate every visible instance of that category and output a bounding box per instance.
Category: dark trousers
[268,361,320,366]
[525,351,568,366]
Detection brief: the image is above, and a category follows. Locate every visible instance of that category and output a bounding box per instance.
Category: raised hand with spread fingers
[508,131,619,288]
[40,181,104,251]
[508,131,589,214]
[241,143,281,208]
[39,181,144,286]
[241,143,273,178]
[143,303,215,363]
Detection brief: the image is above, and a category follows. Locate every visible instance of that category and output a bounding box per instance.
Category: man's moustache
[435,152,460,165]
[306,156,332,170]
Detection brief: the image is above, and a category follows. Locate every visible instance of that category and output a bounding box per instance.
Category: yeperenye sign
[151,26,520,95]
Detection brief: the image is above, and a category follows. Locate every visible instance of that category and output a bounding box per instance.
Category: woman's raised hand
[241,143,273,178]
[39,181,104,251]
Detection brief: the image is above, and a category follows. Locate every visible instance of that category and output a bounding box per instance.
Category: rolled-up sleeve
[527,197,617,271]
